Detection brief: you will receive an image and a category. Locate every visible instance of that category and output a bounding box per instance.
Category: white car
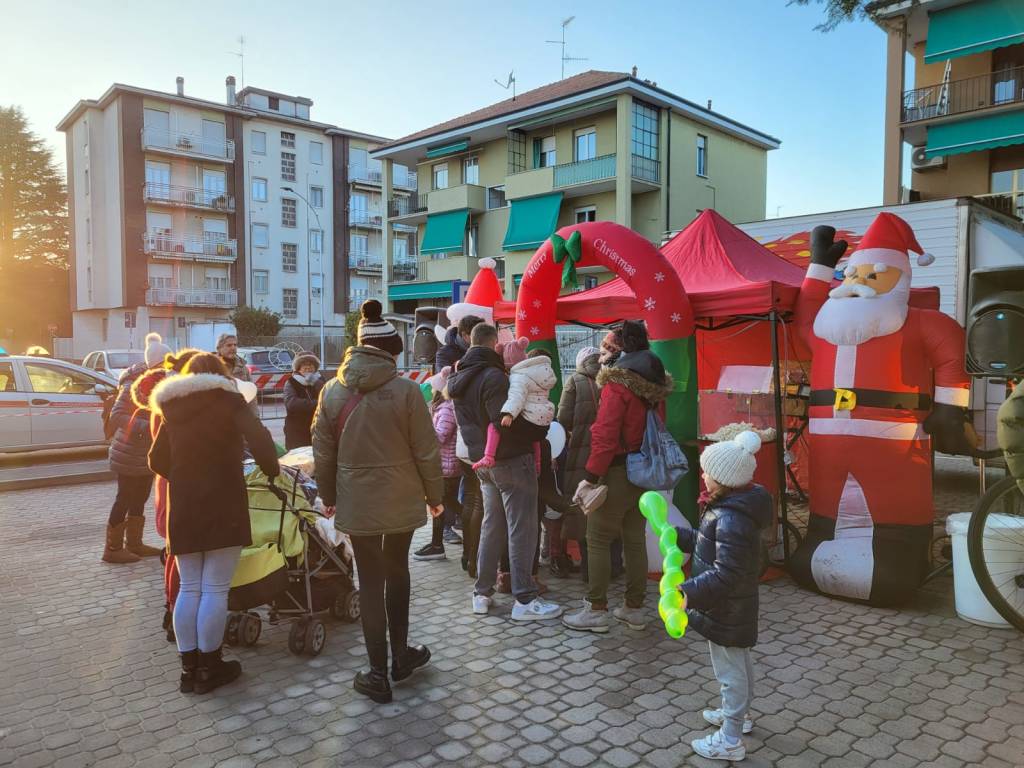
[82,349,147,381]
[0,356,118,452]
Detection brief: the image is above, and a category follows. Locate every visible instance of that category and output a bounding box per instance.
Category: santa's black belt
[809,388,932,411]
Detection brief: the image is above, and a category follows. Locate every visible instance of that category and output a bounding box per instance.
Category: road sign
[453,280,470,303]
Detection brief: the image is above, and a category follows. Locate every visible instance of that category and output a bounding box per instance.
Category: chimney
[175,76,184,97]
[226,75,237,105]
[707,99,712,111]
[631,65,638,77]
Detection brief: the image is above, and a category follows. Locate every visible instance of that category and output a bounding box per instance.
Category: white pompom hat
[700,430,762,488]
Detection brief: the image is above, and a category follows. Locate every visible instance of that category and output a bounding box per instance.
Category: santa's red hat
[845,212,934,276]
[445,257,504,327]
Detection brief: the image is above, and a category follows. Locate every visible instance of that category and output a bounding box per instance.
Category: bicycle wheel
[967,475,1024,633]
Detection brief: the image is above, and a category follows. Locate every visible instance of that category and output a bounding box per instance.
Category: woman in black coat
[150,353,279,695]
[283,353,325,450]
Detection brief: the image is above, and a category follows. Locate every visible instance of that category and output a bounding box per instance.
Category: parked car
[82,349,147,381]
[237,347,296,376]
[0,356,117,452]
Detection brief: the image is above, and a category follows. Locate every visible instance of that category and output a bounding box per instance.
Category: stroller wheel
[239,613,261,646]
[288,620,307,655]
[331,589,361,623]
[304,619,326,657]
[224,613,242,646]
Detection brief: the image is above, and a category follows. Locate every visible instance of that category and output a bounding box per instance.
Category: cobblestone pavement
[1,458,1022,768]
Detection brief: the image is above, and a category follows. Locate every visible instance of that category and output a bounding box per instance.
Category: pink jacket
[432,399,461,478]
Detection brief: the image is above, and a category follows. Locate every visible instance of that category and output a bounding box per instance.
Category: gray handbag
[626,408,688,491]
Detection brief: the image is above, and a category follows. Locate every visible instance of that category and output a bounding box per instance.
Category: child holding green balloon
[678,430,771,763]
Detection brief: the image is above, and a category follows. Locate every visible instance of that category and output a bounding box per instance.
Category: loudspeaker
[966,266,1024,375]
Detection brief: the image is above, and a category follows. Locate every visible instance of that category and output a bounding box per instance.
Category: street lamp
[282,185,325,361]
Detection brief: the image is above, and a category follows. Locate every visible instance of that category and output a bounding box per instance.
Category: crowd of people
[101,301,771,762]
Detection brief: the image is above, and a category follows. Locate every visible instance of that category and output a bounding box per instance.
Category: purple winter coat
[432,399,461,478]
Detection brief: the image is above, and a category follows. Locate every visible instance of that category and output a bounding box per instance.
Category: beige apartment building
[371,70,779,313]
[875,0,1024,218]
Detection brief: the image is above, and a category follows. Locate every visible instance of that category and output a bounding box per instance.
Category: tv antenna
[546,16,587,79]
[228,35,246,89]
[494,70,516,100]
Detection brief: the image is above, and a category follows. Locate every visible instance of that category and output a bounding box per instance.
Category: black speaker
[966,266,1024,375]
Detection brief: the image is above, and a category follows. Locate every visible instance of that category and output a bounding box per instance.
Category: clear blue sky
[1,0,887,219]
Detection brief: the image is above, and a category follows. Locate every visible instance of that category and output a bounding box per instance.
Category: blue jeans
[174,546,242,653]
[475,454,538,604]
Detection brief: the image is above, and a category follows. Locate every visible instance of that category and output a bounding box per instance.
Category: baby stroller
[224,463,360,656]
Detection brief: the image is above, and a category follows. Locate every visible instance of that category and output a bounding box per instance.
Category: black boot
[353,668,392,703]
[163,609,176,643]
[391,644,431,683]
[194,648,242,695]
[179,650,198,693]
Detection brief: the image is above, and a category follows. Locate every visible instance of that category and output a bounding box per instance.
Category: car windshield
[248,350,294,367]
[108,352,145,368]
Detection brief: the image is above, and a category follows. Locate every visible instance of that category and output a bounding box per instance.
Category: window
[282,243,298,272]
[254,270,269,295]
[282,198,297,227]
[464,156,479,185]
[487,185,507,209]
[534,136,556,168]
[632,101,660,182]
[468,225,479,258]
[310,141,323,165]
[432,162,449,190]
[282,288,298,318]
[143,108,170,147]
[0,362,16,392]
[575,206,597,224]
[26,363,101,395]
[574,128,596,162]
[310,229,323,254]
[205,273,228,291]
[351,233,369,255]
[350,193,368,225]
[252,177,268,202]
[269,96,280,111]
[493,258,506,280]
[696,134,708,177]
[310,186,324,208]
[281,152,296,181]
[252,130,267,155]
[281,131,295,148]
[252,223,269,248]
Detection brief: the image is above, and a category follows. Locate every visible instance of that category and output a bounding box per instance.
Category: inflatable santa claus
[789,213,975,606]
[435,257,507,351]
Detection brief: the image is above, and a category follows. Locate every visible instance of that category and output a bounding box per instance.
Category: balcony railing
[143,231,238,263]
[631,154,661,184]
[902,67,1024,123]
[349,163,383,185]
[393,170,418,190]
[390,258,421,283]
[553,153,617,188]
[145,287,238,308]
[143,182,235,212]
[349,209,384,228]
[141,127,235,161]
[389,194,428,218]
[349,252,383,271]
[976,191,1024,220]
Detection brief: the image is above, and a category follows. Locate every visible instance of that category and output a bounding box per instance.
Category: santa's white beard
[813,279,910,346]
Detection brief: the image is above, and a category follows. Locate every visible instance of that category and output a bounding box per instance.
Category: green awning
[925,111,1024,158]
[502,193,563,252]
[426,140,469,159]
[924,0,1024,63]
[389,280,453,301]
[420,209,468,255]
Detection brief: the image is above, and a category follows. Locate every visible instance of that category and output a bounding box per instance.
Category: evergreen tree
[790,0,880,31]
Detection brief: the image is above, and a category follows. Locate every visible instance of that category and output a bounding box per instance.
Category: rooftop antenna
[494,70,517,100]
[228,35,246,89]
[546,16,588,79]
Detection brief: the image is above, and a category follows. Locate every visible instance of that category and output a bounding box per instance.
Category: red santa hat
[445,257,505,327]
[845,212,935,277]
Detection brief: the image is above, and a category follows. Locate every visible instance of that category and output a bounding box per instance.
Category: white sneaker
[703,709,754,734]
[691,730,746,762]
[612,604,648,631]
[472,593,493,615]
[510,598,563,621]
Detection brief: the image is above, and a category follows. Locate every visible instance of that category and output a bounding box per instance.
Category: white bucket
[945,512,1023,628]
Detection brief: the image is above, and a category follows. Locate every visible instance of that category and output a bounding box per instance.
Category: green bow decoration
[551,230,583,290]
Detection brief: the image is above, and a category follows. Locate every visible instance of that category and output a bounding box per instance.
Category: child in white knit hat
[677,430,772,763]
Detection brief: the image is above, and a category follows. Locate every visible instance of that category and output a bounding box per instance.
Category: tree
[789,0,881,31]
[229,305,283,340]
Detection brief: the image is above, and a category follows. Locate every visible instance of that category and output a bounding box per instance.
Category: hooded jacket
[108,366,165,477]
[585,350,673,481]
[283,371,325,450]
[998,384,1024,489]
[433,398,461,478]
[557,352,601,492]
[149,373,279,555]
[435,326,468,373]
[679,485,772,648]
[502,356,557,426]
[312,346,443,535]
[448,345,542,463]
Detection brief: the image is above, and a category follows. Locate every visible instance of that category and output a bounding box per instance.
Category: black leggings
[461,470,484,571]
[431,476,464,546]
[349,531,414,669]
[108,474,153,526]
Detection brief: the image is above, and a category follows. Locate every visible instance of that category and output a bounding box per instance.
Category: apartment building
[371,70,779,314]
[875,0,1024,218]
[58,78,411,357]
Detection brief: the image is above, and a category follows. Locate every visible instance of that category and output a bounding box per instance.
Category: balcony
[143,182,235,212]
[631,154,660,184]
[145,287,238,308]
[976,191,1024,220]
[349,209,384,229]
[143,231,238,263]
[349,252,383,272]
[389,193,428,218]
[554,154,617,188]
[349,164,383,185]
[141,127,235,162]
[393,169,418,191]
[427,184,486,215]
[389,254,470,284]
[349,288,383,308]
[902,67,1024,123]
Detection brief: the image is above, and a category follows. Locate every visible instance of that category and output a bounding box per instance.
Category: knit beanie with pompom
[144,332,172,368]
[357,299,404,356]
[497,337,529,370]
[700,430,761,488]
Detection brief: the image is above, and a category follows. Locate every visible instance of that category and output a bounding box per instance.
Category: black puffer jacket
[435,327,468,373]
[108,367,165,477]
[283,373,325,450]
[679,485,772,648]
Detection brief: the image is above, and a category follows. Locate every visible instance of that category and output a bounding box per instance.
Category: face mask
[295,372,316,386]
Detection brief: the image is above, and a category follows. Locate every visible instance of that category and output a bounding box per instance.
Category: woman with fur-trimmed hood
[563,320,673,635]
[283,352,325,450]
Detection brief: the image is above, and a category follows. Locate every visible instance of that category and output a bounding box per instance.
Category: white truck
[186,321,236,353]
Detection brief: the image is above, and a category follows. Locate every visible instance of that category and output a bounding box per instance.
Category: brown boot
[102,523,140,564]
[124,516,162,557]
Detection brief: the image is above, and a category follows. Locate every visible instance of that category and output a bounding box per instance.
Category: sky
[1,0,889,219]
